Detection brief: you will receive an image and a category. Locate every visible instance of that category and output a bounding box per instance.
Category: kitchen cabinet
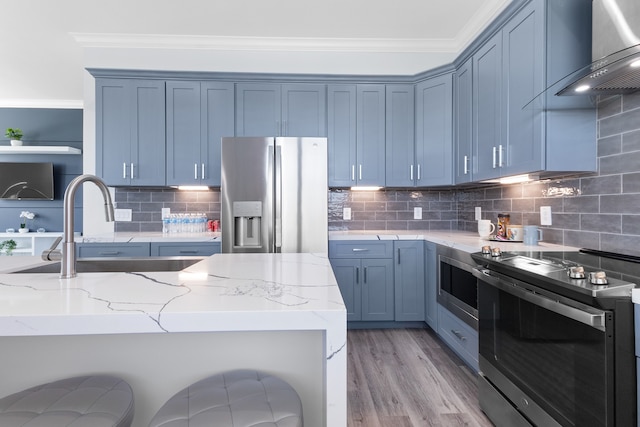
[472,32,503,181]
[150,241,220,256]
[454,59,473,184]
[385,85,415,187]
[76,242,151,258]
[235,83,326,137]
[329,240,394,322]
[96,78,166,186]
[415,74,453,186]
[393,241,425,321]
[166,81,234,186]
[438,304,479,372]
[424,241,438,330]
[327,85,385,187]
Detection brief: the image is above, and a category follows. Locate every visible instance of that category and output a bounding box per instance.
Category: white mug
[478,220,495,238]
[507,225,524,241]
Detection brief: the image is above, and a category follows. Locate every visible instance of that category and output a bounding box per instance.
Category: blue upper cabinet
[328,84,385,187]
[96,78,166,186]
[385,84,415,187]
[415,75,453,186]
[166,81,234,186]
[356,85,386,187]
[454,59,473,184]
[472,32,503,182]
[235,83,326,137]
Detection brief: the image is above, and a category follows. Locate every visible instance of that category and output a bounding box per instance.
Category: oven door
[475,269,615,427]
[438,255,478,329]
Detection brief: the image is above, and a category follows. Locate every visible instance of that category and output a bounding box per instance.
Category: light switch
[114,208,132,222]
[414,207,422,219]
[343,207,352,221]
[475,207,482,220]
[540,206,552,225]
[161,208,170,218]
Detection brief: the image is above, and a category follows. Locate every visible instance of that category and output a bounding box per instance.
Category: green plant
[5,128,23,140]
[0,239,17,255]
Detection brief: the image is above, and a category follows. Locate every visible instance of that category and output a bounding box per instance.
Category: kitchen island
[0,253,346,427]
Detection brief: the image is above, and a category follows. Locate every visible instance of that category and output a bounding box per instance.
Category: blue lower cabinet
[437,305,478,372]
[393,241,425,321]
[76,242,151,258]
[150,242,221,257]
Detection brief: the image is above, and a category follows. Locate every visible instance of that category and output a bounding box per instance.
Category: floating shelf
[0,146,81,155]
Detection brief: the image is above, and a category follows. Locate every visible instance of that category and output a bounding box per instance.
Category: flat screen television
[0,162,54,200]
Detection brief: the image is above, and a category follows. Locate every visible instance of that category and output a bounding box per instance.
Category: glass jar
[497,213,510,239]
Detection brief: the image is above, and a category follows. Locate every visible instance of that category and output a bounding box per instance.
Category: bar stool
[149,369,303,427]
[0,375,134,427]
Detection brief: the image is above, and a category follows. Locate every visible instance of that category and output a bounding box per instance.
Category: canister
[497,213,510,239]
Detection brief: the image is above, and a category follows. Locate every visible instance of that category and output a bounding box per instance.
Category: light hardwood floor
[347,328,494,427]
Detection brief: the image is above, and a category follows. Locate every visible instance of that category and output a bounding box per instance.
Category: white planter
[18,228,29,233]
[10,140,22,146]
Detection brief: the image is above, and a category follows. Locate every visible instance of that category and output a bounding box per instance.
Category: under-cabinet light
[176,186,209,191]
[481,174,538,185]
[350,186,382,191]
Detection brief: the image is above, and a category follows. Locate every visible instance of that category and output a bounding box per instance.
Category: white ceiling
[0,0,511,107]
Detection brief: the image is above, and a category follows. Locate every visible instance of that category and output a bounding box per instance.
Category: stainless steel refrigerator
[221,137,328,254]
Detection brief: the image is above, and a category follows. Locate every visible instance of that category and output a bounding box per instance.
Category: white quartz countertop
[0,253,344,337]
[328,230,579,253]
[79,232,221,243]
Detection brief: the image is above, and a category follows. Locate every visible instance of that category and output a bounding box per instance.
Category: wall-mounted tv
[0,162,54,200]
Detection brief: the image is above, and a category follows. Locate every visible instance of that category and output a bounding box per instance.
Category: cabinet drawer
[150,242,220,257]
[438,305,478,372]
[77,243,151,258]
[329,241,392,259]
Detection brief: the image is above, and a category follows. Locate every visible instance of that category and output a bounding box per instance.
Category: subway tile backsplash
[116,92,640,255]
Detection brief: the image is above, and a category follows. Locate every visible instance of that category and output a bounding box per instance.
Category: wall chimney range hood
[557,0,640,96]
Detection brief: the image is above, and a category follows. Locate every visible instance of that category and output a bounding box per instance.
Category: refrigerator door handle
[274,145,282,251]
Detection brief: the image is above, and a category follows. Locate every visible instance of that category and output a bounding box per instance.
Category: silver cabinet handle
[99,251,120,256]
[410,164,414,181]
[351,248,369,252]
[130,163,134,179]
[463,155,469,175]
[356,267,359,283]
[417,164,421,180]
[397,248,401,264]
[351,165,355,181]
[364,266,367,283]
[201,163,205,180]
[122,162,127,179]
[498,144,504,167]
[194,163,198,180]
[492,147,497,168]
[452,330,467,342]
[359,164,362,180]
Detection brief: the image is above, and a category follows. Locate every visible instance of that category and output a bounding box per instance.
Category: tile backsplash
[116,91,640,255]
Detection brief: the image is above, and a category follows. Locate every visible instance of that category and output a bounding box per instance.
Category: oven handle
[472,268,607,331]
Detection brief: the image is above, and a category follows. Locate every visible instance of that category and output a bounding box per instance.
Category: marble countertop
[0,253,344,337]
[79,232,221,243]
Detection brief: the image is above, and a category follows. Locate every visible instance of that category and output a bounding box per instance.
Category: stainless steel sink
[12,256,206,274]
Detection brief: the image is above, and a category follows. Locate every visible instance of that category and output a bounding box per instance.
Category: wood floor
[347,328,494,427]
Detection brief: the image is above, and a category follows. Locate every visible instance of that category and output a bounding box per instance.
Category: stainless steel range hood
[557,0,640,95]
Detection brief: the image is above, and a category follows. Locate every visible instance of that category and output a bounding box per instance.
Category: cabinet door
[166,81,201,186]
[356,85,386,186]
[454,59,473,184]
[473,32,503,181]
[394,241,425,321]
[385,84,415,187]
[415,75,453,186]
[327,85,357,187]
[502,1,544,176]
[281,84,326,137]
[201,82,235,186]
[361,258,394,321]
[96,79,132,185]
[425,242,438,330]
[76,242,151,258]
[131,80,166,186]
[235,83,281,136]
[330,258,362,321]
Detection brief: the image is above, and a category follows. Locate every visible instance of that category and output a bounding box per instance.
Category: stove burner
[568,266,585,279]
[589,271,608,285]
[491,247,502,257]
[481,245,492,255]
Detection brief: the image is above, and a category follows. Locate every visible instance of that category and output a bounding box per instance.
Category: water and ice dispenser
[232,201,262,249]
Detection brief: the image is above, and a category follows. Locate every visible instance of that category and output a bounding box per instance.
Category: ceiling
[0,0,511,106]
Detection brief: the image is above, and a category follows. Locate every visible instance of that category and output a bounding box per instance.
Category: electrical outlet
[343,207,352,221]
[540,206,552,225]
[414,207,422,220]
[161,208,171,218]
[475,207,482,220]
[114,208,132,222]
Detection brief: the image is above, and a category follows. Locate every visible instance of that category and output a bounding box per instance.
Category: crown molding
[71,33,460,53]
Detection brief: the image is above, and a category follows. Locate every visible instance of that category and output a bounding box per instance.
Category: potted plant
[5,128,23,146]
[0,239,17,256]
[19,211,35,233]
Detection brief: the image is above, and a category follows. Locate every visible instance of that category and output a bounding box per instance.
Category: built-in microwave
[437,246,478,330]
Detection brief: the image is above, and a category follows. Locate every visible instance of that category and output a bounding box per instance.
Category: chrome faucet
[42,174,115,278]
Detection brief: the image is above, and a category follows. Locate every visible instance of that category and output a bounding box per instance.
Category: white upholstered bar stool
[149,369,303,427]
[0,375,134,427]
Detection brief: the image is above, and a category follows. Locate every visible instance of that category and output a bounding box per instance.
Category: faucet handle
[41,236,63,261]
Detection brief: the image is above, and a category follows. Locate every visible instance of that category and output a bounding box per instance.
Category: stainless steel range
[471,248,637,427]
